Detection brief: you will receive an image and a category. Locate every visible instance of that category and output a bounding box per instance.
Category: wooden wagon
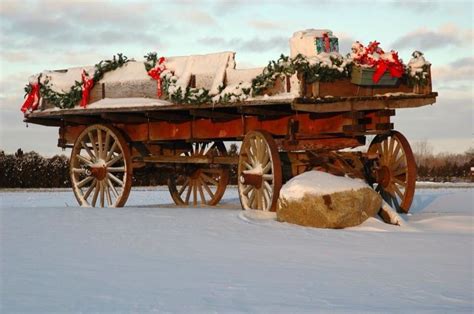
[21,30,437,213]
[23,83,437,213]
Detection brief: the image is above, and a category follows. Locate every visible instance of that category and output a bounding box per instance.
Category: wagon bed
[25,92,437,126]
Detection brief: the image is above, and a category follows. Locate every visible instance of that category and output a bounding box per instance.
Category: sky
[0,0,472,156]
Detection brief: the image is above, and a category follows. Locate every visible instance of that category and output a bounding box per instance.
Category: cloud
[197,36,288,52]
[391,0,441,12]
[391,24,471,50]
[183,11,217,25]
[431,56,474,82]
[0,0,165,51]
[248,20,282,30]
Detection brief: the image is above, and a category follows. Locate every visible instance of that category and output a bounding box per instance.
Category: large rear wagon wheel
[70,124,132,207]
[238,130,282,211]
[168,142,229,206]
[368,131,416,213]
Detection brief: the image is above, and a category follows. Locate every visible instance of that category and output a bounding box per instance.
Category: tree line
[1,143,472,188]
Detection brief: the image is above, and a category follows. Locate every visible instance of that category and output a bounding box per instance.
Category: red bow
[81,70,94,108]
[21,83,40,113]
[372,52,404,83]
[353,41,403,83]
[322,33,331,53]
[147,56,166,97]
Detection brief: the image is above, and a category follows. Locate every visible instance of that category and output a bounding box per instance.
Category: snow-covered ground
[1,186,472,313]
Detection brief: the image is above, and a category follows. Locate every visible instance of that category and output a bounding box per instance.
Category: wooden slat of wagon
[292,93,438,113]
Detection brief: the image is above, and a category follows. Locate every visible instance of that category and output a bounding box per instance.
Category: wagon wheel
[238,130,282,211]
[70,124,132,207]
[368,131,416,213]
[168,142,229,206]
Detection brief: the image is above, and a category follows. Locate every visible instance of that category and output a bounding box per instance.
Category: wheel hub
[377,165,391,188]
[240,173,263,189]
[90,160,107,181]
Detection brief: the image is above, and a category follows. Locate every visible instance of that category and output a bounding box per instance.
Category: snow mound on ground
[280,170,368,201]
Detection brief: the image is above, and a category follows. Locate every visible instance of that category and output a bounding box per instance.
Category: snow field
[1,186,472,312]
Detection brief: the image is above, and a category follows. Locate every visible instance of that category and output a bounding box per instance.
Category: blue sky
[0,0,472,155]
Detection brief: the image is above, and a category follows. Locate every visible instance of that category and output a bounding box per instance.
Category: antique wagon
[21,30,437,213]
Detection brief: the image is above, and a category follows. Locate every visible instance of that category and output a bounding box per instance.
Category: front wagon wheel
[70,124,132,207]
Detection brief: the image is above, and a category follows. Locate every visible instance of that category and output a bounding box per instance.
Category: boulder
[277,171,382,229]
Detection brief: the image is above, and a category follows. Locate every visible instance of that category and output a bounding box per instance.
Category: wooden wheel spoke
[108,167,125,172]
[256,189,263,210]
[393,183,405,199]
[242,184,252,196]
[178,178,190,196]
[262,160,272,174]
[97,129,103,159]
[201,178,215,199]
[107,179,119,198]
[106,153,123,167]
[192,181,198,206]
[387,136,395,163]
[91,182,99,207]
[83,180,97,200]
[262,174,273,181]
[87,131,99,157]
[72,168,86,174]
[99,181,105,207]
[105,184,112,206]
[392,167,407,177]
[103,132,111,160]
[383,137,389,163]
[392,177,407,187]
[106,141,118,161]
[243,161,253,170]
[77,176,94,188]
[391,141,402,164]
[249,189,256,208]
[197,179,206,204]
[201,173,218,186]
[108,173,124,186]
[76,154,93,166]
[184,182,192,204]
[81,141,95,160]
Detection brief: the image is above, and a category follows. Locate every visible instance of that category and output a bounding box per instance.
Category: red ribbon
[21,83,40,113]
[81,70,94,108]
[322,33,331,53]
[147,56,166,98]
[353,41,403,83]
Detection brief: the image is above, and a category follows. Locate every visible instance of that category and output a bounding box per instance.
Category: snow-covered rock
[277,171,382,228]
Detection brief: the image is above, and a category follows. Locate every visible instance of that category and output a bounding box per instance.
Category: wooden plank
[23,117,62,127]
[189,109,239,120]
[62,115,101,125]
[238,106,292,118]
[147,111,191,121]
[101,113,148,123]
[293,95,437,113]
[376,123,394,130]
[142,155,238,165]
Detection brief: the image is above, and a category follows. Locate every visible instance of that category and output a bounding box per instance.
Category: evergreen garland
[29,54,129,109]
[161,75,212,105]
[251,54,352,96]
